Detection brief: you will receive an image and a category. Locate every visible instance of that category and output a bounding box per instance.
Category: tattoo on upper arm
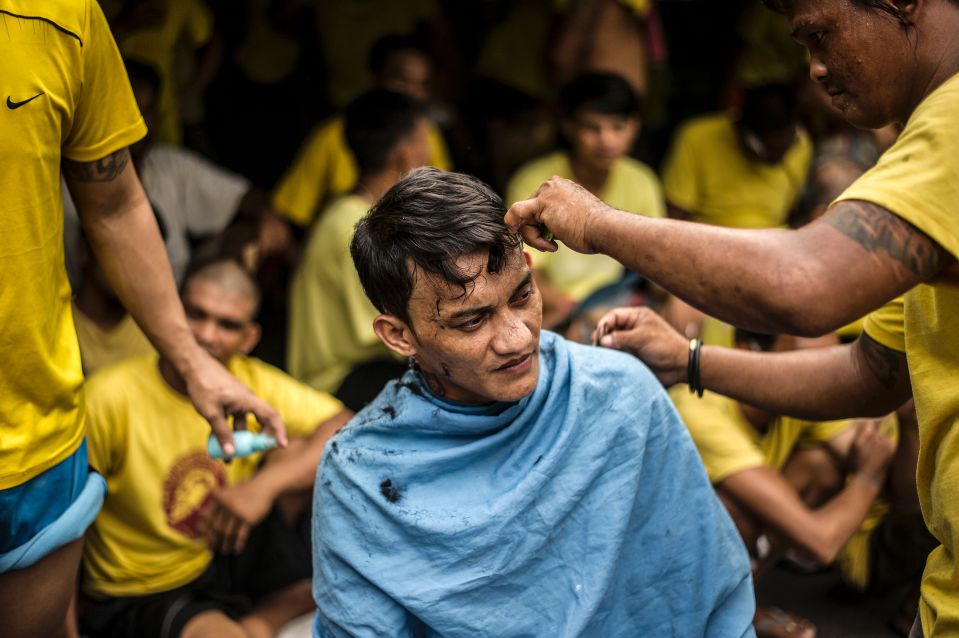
[62,148,130,182]
[824,201,947,280]
[857,332,906,390]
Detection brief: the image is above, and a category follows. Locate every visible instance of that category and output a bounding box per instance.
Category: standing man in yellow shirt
[506,72,665,327]
[288,90,431,411]
[506,1,959,635]
[0,3,285,638]
[661,83,811,229]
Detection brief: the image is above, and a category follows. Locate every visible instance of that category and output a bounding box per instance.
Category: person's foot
[754,606,817,638]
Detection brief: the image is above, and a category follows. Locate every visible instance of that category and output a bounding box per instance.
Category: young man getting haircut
[80,260,351,638]
[311,168,756,637]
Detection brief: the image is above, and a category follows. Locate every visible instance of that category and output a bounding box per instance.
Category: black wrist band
[688,338,704,398]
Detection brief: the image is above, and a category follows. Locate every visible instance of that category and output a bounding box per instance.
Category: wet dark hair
[558,72,642,118]
[124,58,162,96]
[368,33,430,73]
[739,83,798,134]
[350,167,523,326]
[345,89,425,175]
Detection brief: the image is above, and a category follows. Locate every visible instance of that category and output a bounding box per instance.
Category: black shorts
[80,507,311,638]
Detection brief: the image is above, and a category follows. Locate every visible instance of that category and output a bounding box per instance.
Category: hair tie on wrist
[687,338,704,398]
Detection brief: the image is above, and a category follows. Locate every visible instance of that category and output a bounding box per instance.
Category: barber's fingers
[505,198,558,253]
[592,307,650,345]
[244,397,288,447]
[204,411,236,460]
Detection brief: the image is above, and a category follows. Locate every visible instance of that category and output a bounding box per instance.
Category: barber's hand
[504,176,611,254]
[182,350,288,458]
[202,480,274,554]
[592,307,689,386]
[848,420,895,488]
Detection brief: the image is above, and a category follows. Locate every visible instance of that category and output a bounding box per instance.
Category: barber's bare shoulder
[822,200,950,281]
[62,148,131,182]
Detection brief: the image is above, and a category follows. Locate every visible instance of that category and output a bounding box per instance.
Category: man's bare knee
[181,610,249,638]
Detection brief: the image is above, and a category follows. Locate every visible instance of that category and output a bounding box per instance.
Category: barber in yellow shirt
[506,1,959,635]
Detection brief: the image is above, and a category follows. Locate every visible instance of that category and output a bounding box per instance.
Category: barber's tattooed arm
[823,200,950,280]
[62,148,131,182]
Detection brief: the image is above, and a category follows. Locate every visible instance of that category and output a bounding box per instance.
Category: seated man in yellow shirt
[267,34,450,235]
[288,90,431,411]
[661,83,811,229]
[79,260,352,638]
[506,72,664,327]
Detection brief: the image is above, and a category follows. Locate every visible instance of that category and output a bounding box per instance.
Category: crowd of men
[3,1,958,638]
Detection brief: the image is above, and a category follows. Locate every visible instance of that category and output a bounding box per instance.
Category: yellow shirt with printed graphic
[847,68,959,622]
[82,354,343,598]
[0,0,146,490]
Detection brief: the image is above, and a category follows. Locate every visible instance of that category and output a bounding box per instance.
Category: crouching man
[311,168,756,637]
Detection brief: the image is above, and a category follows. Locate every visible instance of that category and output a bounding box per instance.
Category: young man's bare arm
[506,177,951,336]
[594,307,911,421]
[64,149,287,453]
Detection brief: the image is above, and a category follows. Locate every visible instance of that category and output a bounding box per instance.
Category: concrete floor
[757,565,907,638]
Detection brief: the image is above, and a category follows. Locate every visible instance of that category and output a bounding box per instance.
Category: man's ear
[523,250,533,268]
[239,322,262,355]
[373,315,417,358]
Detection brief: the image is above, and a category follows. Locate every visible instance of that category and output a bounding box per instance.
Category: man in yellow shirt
[288,90,431,410]
[506,2,959,633]
[268,35,450,232]
[0,4,285,638]
[506,72,664,327]
[80,260,350,638]
[661,83,811,229]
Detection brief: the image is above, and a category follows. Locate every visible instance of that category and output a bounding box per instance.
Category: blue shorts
[0,439,105,572]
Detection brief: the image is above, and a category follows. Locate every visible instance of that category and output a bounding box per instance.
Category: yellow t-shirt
[670,387,850,484]
[272,115,452,228]
[506,151,665,301]
[72,307,153,376]
[119,0,212,146]
[842,71,959,637]
[0,0,146,490]
[288,195,394,393]
[662,113,812,228]
[82,354,343,598]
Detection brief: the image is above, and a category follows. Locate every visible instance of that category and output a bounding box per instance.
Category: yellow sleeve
[836,75,959,261]
[661,123,702,213]
[243,359,344,438]
[669,387,766,484]
[427,124,452,171]
[862,296,906,353]
[272,119,357,227]
[62,0,146,161]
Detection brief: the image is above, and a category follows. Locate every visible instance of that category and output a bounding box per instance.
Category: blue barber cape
[313,331,755,637]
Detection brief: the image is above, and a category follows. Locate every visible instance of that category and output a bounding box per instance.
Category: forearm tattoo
[824,201,947,279]
[62,148,130,182]
[857,332,906,390]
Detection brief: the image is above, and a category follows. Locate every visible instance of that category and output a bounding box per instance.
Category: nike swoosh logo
[6,92,44,109]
